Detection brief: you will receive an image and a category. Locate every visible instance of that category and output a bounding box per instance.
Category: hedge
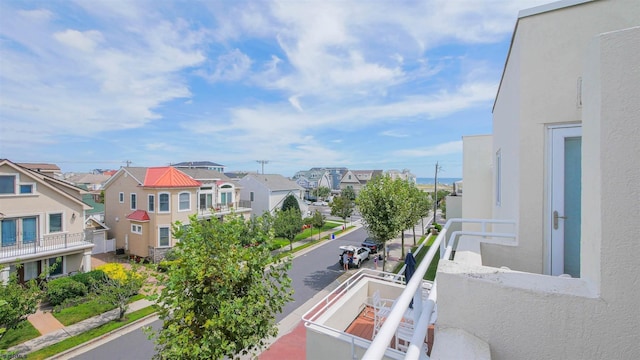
[46,277,87,306]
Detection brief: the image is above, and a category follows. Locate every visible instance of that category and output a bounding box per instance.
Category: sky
[0,0,552,178]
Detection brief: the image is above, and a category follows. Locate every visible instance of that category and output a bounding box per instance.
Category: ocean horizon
[416,177,461,185]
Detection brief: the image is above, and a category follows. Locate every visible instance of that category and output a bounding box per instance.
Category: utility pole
[433,162,441,226]
[124,160,132,167]
[256,160,269,174]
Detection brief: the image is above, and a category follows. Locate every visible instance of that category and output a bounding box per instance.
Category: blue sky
[0,0,550,177]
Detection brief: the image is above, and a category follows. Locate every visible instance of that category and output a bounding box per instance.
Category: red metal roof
[143,167,201,188]
[126,210,150,221]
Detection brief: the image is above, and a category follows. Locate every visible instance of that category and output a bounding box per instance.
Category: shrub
[96,263,142,284]
[47,277,87,306]
[72,270,108,288]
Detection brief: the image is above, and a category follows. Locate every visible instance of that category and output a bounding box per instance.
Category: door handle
[553,210,567,230]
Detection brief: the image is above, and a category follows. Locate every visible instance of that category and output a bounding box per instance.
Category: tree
[356,175,405,271]
[415,190,432,244]
[281,194,300,213]
[273,208,303,251]
[312,186,330,201]
[150,214,292,359]
[311,210,325,240]
[396,180,419,259]
[0,273,41,342]
[330,195,354,227]
[341,186,356,201]
[94,265,144,320]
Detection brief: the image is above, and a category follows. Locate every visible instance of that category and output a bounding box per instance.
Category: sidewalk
[8,299,155,356]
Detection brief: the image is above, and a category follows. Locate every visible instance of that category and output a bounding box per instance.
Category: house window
[250,192,254,202]
[220,185,233,205]
[495,149,502,207]
[131,224,142,234]
[119,192,124,203]
[22,217,37,244]
[23,261,40,281]
[48,257,63,277]
[130,193,137,210]
[148,195,155,212]
[159,193,170,212]
[49,213,63,233]
[179,192,191,211]
[0,175,16,194]
[1,219,17,247]
[159,226,170,247]
[199,193,213,210]
[19,184,34,194]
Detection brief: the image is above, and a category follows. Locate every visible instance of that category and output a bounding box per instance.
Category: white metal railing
[0,232,89,259]
[364,218,517,360]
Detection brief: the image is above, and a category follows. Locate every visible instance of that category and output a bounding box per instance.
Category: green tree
[311,210,325,240]
[394,180,424,259]
[312,186,330,201]
[341,186,356,201]
[150,214,292,359]
[415,190,432,244]
[0,272,41,342]
[273,208,303,251]
[356,175,405,271]
[281,194,300,213]
[330,195,354,227]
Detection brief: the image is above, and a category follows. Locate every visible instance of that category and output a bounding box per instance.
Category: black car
[361,237,379,254]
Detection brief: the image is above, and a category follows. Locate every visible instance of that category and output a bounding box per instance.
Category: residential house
[303,1,640,359]
[103,166,250,262]
[386,169,417,184]
[0,159,93,284]
[339,169,383,196]
[239,174,307,216]
[172,161,225,173]
[15,162,63,180]
[65,173,112,191]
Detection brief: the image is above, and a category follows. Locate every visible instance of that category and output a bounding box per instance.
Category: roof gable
[144,167,201,188]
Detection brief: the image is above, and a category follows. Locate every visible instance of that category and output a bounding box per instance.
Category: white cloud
[200,48,252,82]
[53,29,103,52]
[381,130,409,138]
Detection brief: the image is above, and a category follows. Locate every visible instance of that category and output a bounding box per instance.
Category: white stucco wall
[436,24,640,360]
[486,0,640,273]
[461,135,493,231]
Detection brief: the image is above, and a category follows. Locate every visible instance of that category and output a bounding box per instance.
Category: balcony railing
[365,218,516,360]
[197,201,252,218]
[0,232,90,260]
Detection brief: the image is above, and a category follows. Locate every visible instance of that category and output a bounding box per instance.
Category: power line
[256,160,269,174]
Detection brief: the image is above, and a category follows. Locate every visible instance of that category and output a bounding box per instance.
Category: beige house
[0,159,93,284]
[103,166,250,262]
[304,1,640,359]
[339,169,383,196]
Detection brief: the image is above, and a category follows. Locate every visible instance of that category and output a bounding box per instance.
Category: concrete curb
[48,312,159,360]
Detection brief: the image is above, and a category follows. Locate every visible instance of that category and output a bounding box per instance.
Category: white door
[550,126,582,277]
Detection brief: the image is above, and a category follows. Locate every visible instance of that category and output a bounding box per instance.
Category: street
[71,225,371,359]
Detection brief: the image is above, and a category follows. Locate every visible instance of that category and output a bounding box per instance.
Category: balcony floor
[345,306,434,354]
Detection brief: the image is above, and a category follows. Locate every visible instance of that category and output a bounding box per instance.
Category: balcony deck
[0,232,93,263]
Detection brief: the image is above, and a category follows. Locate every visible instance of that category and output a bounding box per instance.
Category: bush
[47,277,87,306]
[72,270,108,288]
[95,263,143,284]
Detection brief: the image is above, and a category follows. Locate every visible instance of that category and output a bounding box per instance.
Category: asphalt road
[71,224,371,360]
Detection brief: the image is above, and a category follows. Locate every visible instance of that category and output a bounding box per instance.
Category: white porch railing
[0,232,89,259]
[364,218,516,360]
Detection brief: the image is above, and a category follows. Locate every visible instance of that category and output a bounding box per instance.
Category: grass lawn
[270,221,342,250]
[391,234,440,281]
[0,321,40,349]
[53,294,146,326]
[26,306,157,360]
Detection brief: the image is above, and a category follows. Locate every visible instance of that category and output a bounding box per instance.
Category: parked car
[338,245,371,268]
[361,237,379,254]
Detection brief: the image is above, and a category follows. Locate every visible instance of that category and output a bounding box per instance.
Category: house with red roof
[103,166,250,262]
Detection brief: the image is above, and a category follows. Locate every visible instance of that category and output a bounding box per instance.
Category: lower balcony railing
[0,232,89,259]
